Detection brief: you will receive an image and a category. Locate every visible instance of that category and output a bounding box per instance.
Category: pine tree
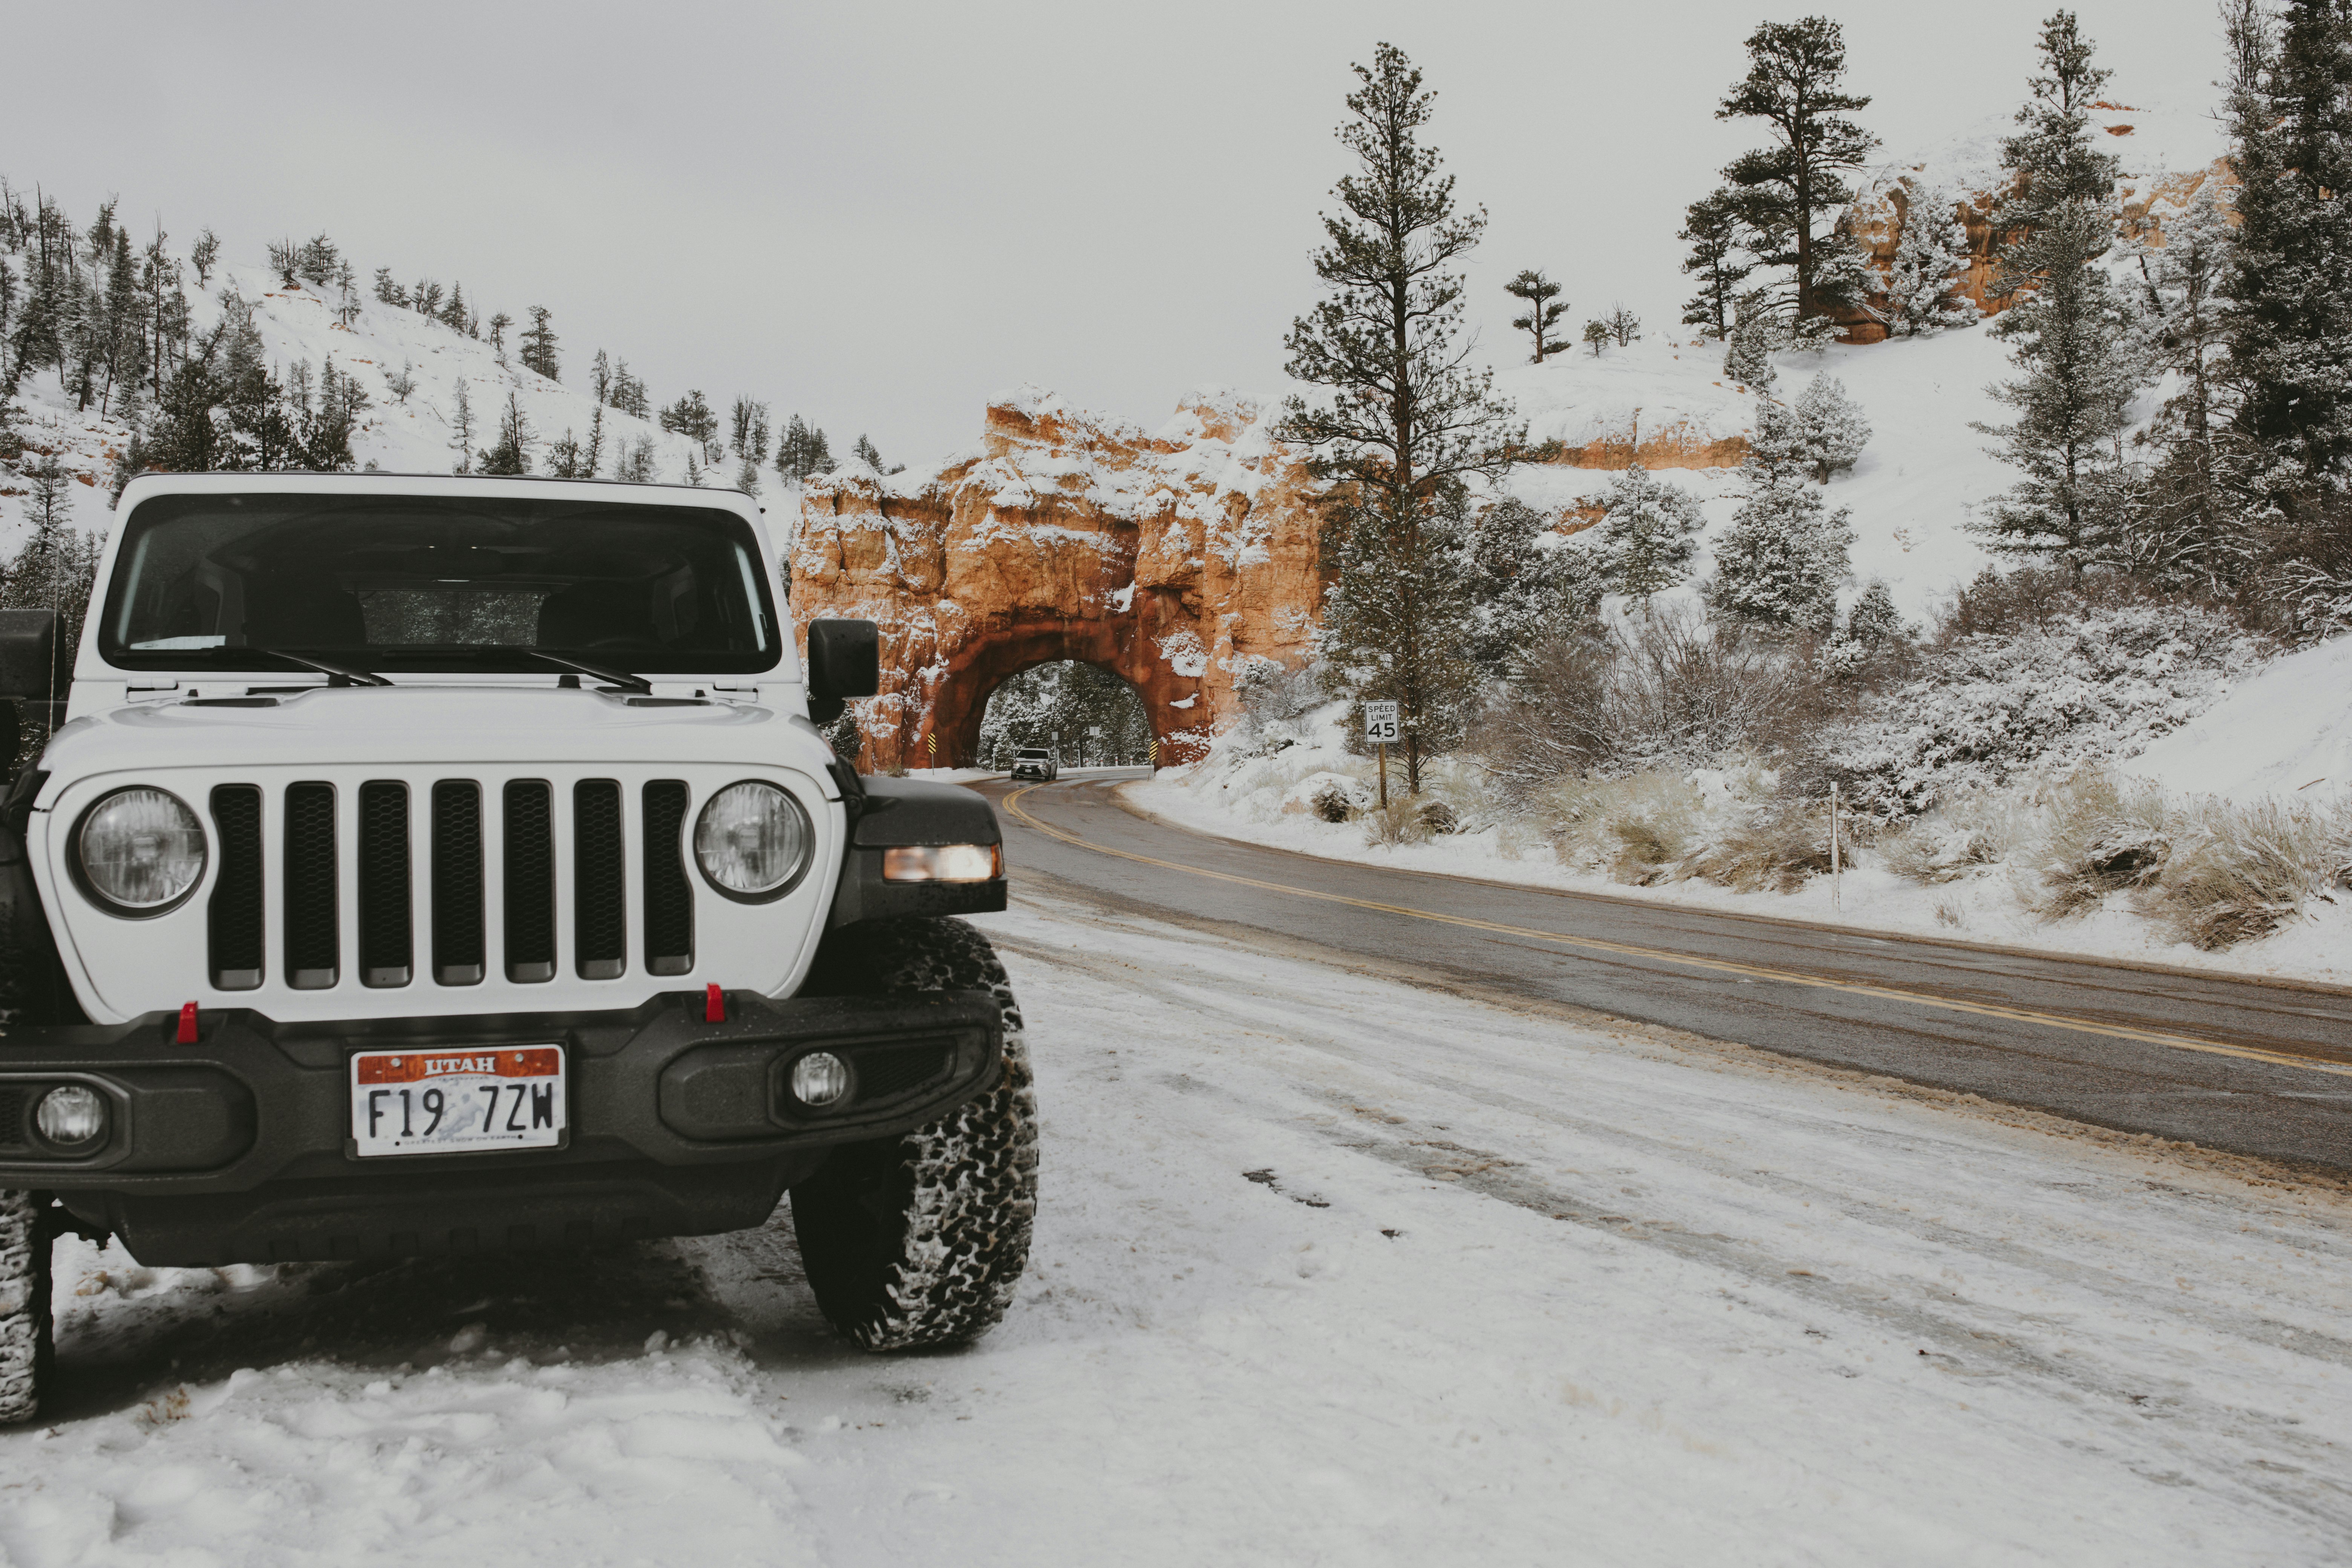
[1792,374,1871,480]
[660,389,720,457]
[852,432,886,472]
[373,268,406,308]
[1715,17,1878,322]
[1582,320,1609,356]
[1706,410,1854,631]
[731,395,771,460]
[1605,304,1642,346]
[1846,579,1905,647]
[332,259,361,326]
[616,433,657,483]
[582,404,607,475]
[610,359,649,418]
[441,282,469,332]
[267,238,300,288]
[1723,289,1782,389]
[775,415,833,483]
[2223,0,2352,475]
[2122,179,2243,588]
[1679,188,1757,340]
[1273,42,1522,791]
[1504,269,1568,361]
[190,229,220,287]
[1594,464,1707,605]
[590,348,612,405]
[546,429,585,478]
[479,392,533,474]
[1884,179,1977,335]
[518,305,559,380]
[1972,10,2139,577]
[735,455,762,493]
[449,380,476,475]
[386,358,417,404]
[297,234,338,286]
[684,447,705,487]
[415,280,444,320]
[1465,497,1607,670]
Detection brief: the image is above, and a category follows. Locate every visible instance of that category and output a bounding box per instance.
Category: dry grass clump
[1535,770,1706,885]
[2144,796,2352,949]
[1684,794,1834,893]
[2019,769,2173,920]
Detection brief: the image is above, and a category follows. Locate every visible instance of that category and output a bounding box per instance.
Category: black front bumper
[0,989,1001,1265]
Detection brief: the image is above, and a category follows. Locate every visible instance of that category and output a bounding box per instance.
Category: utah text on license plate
[349,1046,567,1157]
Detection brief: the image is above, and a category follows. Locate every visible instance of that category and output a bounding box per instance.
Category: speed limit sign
[1363,701,1400,744]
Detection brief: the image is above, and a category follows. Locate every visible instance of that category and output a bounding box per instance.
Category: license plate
[349,1045,567,1158]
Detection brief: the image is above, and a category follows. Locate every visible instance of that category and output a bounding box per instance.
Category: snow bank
[2128,635,2352,803]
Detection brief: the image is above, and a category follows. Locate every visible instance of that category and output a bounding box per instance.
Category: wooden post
[1378,742,1389,810]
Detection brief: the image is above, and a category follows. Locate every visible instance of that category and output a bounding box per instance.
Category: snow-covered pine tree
[1606,305,1641,346]
[372,268,405,308]
[1596,463,1707,606]
[776,415,833,483]
[546,429,585,478]
[582,404,606,475]
[615,433,657,483]
[1845,578,1905,648]
[660,390,720,458]
[1705,416,1853,631]
[590,348,612,404]
[1884,179,1977,335]
[296,235,338,287]
[1723,290,1781,389]
[1792,374,1870,480]
[2121,178,2243,590]
[684,448,705,487]
[1715,16,1878,325]
[1465,496,1607,671]
[1505,269,1569,361]
[1274,42,1521,791]
[414,280,443,320]
[736,456,761,493]
[190,229,219,287]
[479,393,532,474]
[852,433,886,472]
[266,239,300,288]
[487,311,511,364]
[518,306,559,380]
[448,380,476,475]
[1582,320,1609,356]
[386,359,417,404]
[440,282,468,332]
[1972,10,2139,579]
[1679,188,1756,340]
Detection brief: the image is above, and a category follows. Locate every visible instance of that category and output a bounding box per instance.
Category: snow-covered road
[5,893,2349,1566]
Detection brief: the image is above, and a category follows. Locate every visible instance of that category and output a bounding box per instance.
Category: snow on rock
[2128,634,2352,802]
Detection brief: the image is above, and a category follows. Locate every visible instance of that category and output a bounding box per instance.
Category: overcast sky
[10,0,2225,468]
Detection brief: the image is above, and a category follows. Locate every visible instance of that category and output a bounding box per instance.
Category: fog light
[881,843,1002,883]
[790,1051,852,1107]
[35,1084,107,1148]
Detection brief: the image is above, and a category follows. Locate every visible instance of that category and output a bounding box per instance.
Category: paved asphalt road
[980,770,2352,1173]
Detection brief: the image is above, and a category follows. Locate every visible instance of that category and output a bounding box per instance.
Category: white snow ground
[6,891,2349,1566]
[2129,634,2352,804]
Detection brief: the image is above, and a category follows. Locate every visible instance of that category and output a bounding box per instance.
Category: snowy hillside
[0,253,739,551]
[1498,327,2018,622]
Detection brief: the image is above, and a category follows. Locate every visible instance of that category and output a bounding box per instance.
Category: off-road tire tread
[0,1189,53,1424]
[792,917,1037,1351]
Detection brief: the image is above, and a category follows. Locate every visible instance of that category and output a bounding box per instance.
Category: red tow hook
[175,1001,199,1044]
[704,983,726,1024]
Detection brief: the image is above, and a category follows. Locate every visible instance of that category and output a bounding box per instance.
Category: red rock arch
[922,618,1196,769]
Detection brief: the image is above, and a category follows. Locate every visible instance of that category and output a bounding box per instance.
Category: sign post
[1363,701,1400,810]
[925,733,936,768]
[1829,780,1842,913]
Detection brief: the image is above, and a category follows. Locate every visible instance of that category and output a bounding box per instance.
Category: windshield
[100,492,782,676]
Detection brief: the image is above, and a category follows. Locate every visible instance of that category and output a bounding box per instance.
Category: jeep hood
[35,686,837,781]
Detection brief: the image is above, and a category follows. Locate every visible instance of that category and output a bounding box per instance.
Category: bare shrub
[1417,799,1461,835]
[1364,797,1433,847]
[1310,779,1355,822]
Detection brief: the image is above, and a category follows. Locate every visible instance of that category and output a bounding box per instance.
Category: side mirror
[805,619,880,723]
[0,611,59,701]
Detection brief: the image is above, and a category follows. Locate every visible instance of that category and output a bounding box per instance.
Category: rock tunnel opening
[978,660,1155,769]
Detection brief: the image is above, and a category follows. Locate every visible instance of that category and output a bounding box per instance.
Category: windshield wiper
[243,647,393,687]
[522,651,654,694]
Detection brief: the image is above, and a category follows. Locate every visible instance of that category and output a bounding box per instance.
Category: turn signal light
[881,844,1001,883]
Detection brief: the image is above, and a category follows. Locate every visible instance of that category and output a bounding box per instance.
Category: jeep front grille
[205,777,698,993]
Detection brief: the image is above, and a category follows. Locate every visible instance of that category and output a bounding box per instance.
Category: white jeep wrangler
[0,473,1037,1422]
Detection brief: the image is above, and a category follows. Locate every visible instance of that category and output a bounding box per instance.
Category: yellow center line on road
[1004,784,2352,1082]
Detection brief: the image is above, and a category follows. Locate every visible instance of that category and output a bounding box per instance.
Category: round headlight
[36,1084,108,1148]
[77,787,207,914]
[694,781,813,900]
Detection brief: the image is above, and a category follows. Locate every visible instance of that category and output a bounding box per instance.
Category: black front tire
[0,1189,54,1425]
[790,917,1038,1351]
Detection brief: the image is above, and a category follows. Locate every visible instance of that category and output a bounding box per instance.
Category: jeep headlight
[77,787,207,915]
[694,781,813,901]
